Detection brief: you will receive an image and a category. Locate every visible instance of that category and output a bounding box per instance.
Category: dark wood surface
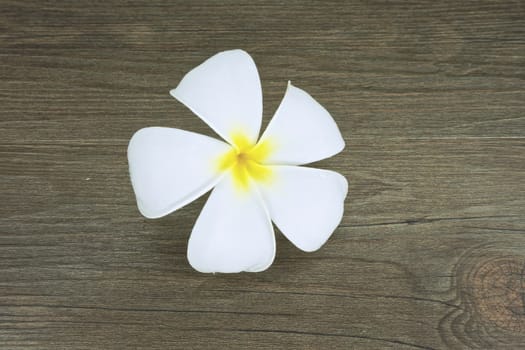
[1,1,524,349]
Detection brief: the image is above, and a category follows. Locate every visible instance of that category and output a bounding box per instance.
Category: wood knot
[442,247,525,347]
[468,257,525,332]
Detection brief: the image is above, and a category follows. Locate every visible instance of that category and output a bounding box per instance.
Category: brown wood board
[1,1,525,349]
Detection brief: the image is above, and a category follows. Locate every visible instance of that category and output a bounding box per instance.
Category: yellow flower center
[216,131,274,191]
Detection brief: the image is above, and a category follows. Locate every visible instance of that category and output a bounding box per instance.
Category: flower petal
[258,82,344,165]
[187,174,275,273]
[170,49,263,145]
[128,127,231,219]
[258,166,348,252]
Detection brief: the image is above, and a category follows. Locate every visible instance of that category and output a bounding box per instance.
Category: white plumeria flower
[128,49,347,273]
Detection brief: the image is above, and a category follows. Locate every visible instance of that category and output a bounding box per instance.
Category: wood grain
[1,1,524,349]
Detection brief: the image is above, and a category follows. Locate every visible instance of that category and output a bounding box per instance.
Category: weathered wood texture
[1,1,524,349]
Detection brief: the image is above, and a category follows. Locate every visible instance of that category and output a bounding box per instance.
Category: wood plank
[1,0,524,348]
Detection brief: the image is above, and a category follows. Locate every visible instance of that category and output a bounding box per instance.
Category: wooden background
[1,1,524,349]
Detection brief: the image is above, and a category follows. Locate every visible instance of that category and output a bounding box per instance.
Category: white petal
[170,49,263,145]
[258,166,348,252]
[128,127,231,219]
[259,82,344,165]
[187,174,275,273]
